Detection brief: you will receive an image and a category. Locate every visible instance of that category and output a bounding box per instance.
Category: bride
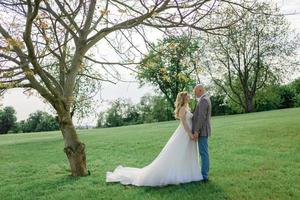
[106,91,203,186]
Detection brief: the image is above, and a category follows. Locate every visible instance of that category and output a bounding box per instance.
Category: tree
[290,78,300,107]
[0,106,17,134]
[105,99,131,127]
[96,95,174,127]
[290,78,300,94]
[20,111,59,133]
[70,64,102,121]
[98,99,141,128]
[138,94,174,122]
[210,95,235,116]
[254,85,282,112]
[278,85,296,109]
[203,2,299,113]
[96,112,106,128]
[137,35,201,109]
[0,0,254,176]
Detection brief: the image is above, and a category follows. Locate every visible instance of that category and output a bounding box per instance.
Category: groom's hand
[193,132,199,140]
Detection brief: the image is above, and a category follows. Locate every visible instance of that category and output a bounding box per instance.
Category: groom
[192,84,212,183]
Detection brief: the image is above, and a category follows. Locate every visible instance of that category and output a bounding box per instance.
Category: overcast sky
[1,0,300,125]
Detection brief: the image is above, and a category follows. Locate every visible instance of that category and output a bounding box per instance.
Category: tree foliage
[0,106,17,134]
[202,2,300,113]
[138,94,174,122]
[97,94,174,128]
[19,111,59,133]
[137,35,201,108]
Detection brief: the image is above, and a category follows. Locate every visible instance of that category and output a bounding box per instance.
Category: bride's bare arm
[179,107,193,138]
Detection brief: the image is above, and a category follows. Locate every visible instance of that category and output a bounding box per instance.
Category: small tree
[20,111,59,133]
[0,106,17,134]
[99,99,140,127]
[138,94,174,122]
[278,85,297,109]
[137,35,201,108]
[254,85,282,112]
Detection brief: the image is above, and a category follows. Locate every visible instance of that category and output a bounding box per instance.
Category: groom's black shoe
[201,178,209,183]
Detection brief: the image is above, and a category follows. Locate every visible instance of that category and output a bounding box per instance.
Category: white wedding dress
[106,110,203,186]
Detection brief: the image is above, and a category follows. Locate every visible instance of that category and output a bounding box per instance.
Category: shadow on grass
[108,180,230,200]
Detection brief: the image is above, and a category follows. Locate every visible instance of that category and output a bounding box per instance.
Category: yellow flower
[146,61,156,69]
[151,12,158,18]
[178,72,189,82]
[24,69,34,76]
[162,75,170,82]
[195,67,204,74]
[2,71,14,78]
[6,38,24,49]
[43,35,52,43]
[159,67,167,74]
[100,9,110,15]
[168,43,175,49]
[39,22,49,29]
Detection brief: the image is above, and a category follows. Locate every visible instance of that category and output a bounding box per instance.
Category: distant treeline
[1,78,299,133]
[97,78,300,128]
[0,109,59,134]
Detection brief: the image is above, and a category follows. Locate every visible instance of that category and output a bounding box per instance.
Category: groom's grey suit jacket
[192,94,212,137]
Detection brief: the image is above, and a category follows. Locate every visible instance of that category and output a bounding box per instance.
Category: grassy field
[0,108,299,200]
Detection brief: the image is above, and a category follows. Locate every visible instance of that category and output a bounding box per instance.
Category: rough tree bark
[58,111,88,176]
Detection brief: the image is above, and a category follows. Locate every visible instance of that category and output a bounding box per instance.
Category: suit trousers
[198,136,209,179]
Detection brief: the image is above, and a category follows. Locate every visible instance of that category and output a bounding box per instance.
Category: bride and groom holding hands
[106,84,212,186]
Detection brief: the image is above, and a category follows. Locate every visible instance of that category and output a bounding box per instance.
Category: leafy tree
[70,66,102,121]
[203,2,299,113]
[290,78,300,107]
[100,99,140,128]
[0,0,254,176]
[254,85,282,111]
[96,95,174,127]
[123,105,140,125]
[137,35,202,109]
[96,112,106,128]
[138,94,173,123]
[0,106,17,134]
[253,79,300,111]
[210,95,235,116]
[278,85,296,109]
[20,111,59,133]
[294,94,300,107]
[104,99,128,127]
[10,122,22,133]
[290,78,300,94]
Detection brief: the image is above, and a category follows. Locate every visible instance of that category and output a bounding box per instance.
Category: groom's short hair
[195,84,205,91]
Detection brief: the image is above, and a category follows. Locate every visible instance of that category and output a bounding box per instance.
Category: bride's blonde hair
[174,91,189,119]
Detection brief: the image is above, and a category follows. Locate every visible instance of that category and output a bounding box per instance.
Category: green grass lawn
[0,108,299,200]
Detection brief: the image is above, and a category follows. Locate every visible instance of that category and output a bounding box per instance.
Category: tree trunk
[58,111,88,177]
[244,96,254,113]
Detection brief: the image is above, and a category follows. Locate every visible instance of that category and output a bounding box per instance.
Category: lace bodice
[183,110,193,128]
[186,110,193,119]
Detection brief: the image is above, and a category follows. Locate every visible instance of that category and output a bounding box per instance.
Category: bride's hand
[189,133,195,140]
